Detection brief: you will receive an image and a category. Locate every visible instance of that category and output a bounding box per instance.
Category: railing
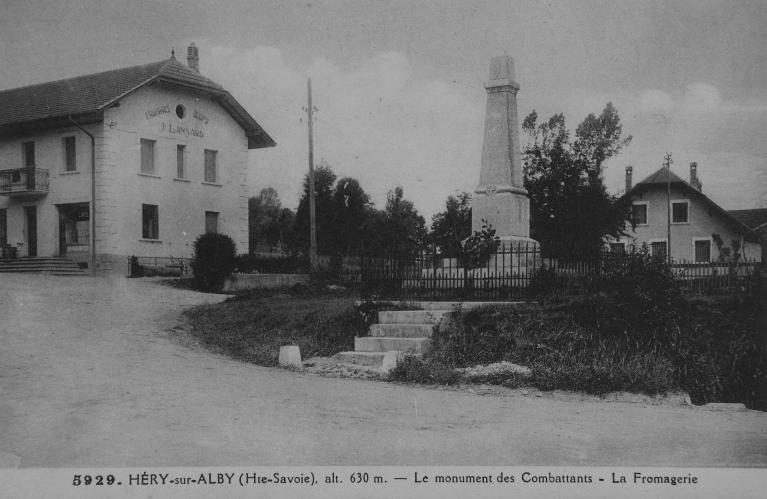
[0,167,49,194]
[357,245,763,301]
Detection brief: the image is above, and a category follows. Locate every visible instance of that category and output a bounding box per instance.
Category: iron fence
[356,244,763,301]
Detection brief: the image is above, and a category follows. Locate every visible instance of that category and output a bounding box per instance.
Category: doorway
[25,206,37,257]
[57,203,89,256]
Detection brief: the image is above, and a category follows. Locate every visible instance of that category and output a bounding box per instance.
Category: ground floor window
[651,241,667,260]
[205,211,219,234]
[57,203,90,255]
[695,239,711,263]
[142,204,159,239]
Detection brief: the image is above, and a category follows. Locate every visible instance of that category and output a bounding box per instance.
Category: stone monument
[471,55,538,248]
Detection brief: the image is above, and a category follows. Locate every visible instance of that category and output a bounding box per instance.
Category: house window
[672,201,689,223]
[176,145,185,179]
[609,242,626,255]
[695,240,711,263]
[142,204,159,239]
[651,241,667,260]
[140,139,156,174]
[63,136,77,172]
[22,141,35,167]
[632,203,648,225]
[205,211,219,234]
[204,149,217,183]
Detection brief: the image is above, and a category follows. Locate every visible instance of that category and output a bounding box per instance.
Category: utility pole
[664,152,673,264]
[306,78,318,272]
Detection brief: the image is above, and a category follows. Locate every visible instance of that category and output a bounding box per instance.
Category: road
[0,274,765,467]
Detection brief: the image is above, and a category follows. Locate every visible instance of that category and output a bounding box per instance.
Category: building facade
[0,45,274,272]
[609,163,761,262]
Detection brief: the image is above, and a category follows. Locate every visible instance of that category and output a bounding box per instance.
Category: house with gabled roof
[609,162,762,263]
[728,208,767,262]
[0,44,274,272]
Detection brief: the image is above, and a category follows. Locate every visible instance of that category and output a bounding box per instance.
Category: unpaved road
[0,274,765,467]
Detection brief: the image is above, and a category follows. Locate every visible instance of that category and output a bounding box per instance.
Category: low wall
[223,273,310,292]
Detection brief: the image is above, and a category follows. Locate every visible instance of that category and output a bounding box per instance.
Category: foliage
[388,355,461,385]
[294,161,338,255]
[522,103,632,259]
[184,291,368,366]
[371,186,428,258]
[430,192,472,256]
[329,177,375,256]
[190,233,237,291]
[406,254,766,408]
[460,220,500,268]
[249,187,295,253]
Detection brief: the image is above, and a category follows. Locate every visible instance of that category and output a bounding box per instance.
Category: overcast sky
[2,0,766,220]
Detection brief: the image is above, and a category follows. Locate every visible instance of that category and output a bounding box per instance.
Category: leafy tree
[294,161,337,255]
[375,186,427,258]
[430,192,472,256]
[330,177,374,255]
[248,187,285,253]
[522,103,633,259]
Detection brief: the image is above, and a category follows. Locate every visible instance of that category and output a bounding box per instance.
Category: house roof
[625,167,758,241]
[0,56,275,149]
[728,208,767,231]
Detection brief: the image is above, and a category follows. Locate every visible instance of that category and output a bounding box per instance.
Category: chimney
[187,43,199,73]
[689,162,702,191]
[625,166,633,193]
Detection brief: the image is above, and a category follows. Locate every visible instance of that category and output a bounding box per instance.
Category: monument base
[471,189,531,239]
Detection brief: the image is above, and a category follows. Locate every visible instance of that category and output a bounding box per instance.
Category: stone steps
[0,257,87,275]
[335,306,452,372]
[354,336,431,355]
[369,323,435,338]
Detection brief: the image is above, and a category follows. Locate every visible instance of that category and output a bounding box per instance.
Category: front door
[25,206,37,257]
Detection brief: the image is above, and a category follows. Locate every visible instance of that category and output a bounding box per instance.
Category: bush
[234,254,310,274]
[388,355,460,385]
[190,233,237,291]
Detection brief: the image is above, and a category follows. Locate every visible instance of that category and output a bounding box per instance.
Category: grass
[183,286,368,366]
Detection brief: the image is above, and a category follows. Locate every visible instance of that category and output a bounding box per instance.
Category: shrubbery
[390,251,767,409]
[190,233,237,291]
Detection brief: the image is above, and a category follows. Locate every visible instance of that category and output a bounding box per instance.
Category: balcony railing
[0,167,49,195]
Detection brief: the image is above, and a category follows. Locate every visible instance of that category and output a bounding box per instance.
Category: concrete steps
[0,257,87,275]
[335,306,453,372]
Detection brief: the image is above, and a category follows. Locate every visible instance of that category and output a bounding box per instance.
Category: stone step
[355,336,430,355]
[369,323,434,338]
[378,310,448,324]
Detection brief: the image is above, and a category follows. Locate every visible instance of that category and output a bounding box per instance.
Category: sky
[2,0,766,222]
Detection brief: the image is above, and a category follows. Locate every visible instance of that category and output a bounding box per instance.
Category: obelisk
[471,55,537,247]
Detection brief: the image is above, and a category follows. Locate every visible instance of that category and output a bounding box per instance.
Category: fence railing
[355,244,762,301]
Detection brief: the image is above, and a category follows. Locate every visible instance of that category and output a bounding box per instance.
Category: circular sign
[485,184,497,196]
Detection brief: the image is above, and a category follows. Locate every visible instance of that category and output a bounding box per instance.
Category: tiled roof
[626,167,758,241]
[0,57,274,148]
[634,168,687,186]
[728,208,767,230]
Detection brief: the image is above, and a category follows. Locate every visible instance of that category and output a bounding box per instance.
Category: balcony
[0,167,49,196]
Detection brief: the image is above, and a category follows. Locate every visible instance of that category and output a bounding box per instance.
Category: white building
[0,44,274,272]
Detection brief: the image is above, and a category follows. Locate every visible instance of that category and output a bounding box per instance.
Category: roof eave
[0,111,103,138]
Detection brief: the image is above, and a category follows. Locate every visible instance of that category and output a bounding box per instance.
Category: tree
[248,187,283,253]
[522,103,633,259]
[376,186,427,258]
[430,192,472,256]
[330,177,374,256]
[294,161,337,255]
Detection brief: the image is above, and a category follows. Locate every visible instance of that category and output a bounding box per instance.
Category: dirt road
[0,274,765,467]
